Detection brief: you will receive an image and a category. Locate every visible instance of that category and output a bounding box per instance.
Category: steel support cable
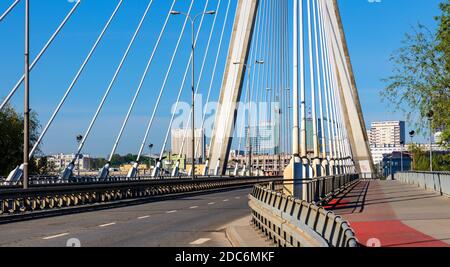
[190,0,233,164]
[274,0,280,166]
[326,29,344,163]
[325,20,347,163]
[107,0,177,163]
[322,1,347,164]
[159,0,220,161]
[135,0,200,164]
[72,0,155,164]
[249,1,268,162]
[244,0,266,169]
[318,0,334,161]
[299,0,307,159]
[0,0,20,22]
[267,0,274,132]
[281,0,288,155]
[306,0,320,163]
[255,0,268,158]
[312,0,327,160]
[236,0,263,160]
[283,0,289,160]
[292,0,300,156]
[0,0,81,111]
[321,1,339,162]
[29,0,123,157]
[284,0,292,155]
[334,82,351,160]
[212,0,250,171]
[262,0,274,157]
[167,0,219,162]
[253,0,270,163]
[276,1,283,170]
[325,12,346,163]
[325,38,341,162]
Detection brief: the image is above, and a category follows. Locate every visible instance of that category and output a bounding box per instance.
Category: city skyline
[0,0,442,157]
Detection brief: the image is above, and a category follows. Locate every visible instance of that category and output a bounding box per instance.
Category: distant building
[368,121,406,165]
[370,144,405,165]
[171,129,205,162]
[47,153,92,171]
[245,121,279,155]
[381,151,412,178]
[369,121,406,146]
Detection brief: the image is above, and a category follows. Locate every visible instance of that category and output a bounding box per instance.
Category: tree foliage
[409,144,450,171]
[382,1,450,144]
[0,104,41,176]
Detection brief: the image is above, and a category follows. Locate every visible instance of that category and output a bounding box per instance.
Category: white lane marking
[98,222,116,228]
[223,199,229,202]
[166,210,178,214]
[138,215,150,220]
[190,206,199,209]
[190,238,211,245]
[235,197,241,200]
[42,233,69,240]
[208,202,215,205]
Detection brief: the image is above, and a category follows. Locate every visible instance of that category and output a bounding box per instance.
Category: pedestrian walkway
[326,180,450,247]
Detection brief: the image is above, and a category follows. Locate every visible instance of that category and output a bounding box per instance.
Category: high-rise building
[245,121,279,155]
[369,121,406,146]
[171,129,205,161]
[368,121,406,165]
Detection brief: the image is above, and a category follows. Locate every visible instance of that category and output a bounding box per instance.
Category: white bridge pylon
[207,0,374,186]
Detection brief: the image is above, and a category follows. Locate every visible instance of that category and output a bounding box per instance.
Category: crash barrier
[249,175,360,247]
[0,176,281,216]
[395,171,450,197]
[270,174,360,205]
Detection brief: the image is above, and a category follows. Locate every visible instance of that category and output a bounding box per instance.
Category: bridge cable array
[2,0,357,183]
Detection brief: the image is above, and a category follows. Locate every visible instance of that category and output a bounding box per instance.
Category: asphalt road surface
[0,188,253,247]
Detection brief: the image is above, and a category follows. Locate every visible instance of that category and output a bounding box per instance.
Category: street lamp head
[255,60,264,64]
[205,10,216,15]
[170,10,181,15]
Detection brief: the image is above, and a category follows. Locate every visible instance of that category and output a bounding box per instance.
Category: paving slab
[326,180,450,247]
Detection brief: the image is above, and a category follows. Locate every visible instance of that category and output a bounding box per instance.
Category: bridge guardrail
[249,175,360,247]
[395,172,450,197]
[269,174,360,205]
[0,175,265,188]
[0,176,281,218]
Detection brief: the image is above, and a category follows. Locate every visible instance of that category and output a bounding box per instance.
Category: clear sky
[0,0,443,157]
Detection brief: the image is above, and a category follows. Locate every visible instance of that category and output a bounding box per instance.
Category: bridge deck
[326,180,450,247]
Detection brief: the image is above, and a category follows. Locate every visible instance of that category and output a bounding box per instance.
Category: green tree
[0,104,41,176]
[382,1,450,144]
[409,144,450,171]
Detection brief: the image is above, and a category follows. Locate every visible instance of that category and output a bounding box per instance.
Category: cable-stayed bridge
[0,0,449,248]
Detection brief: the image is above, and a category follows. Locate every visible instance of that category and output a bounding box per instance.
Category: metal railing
[249,177,359,247]
[268,174,359,205]
[0,176,281,217]
[395,171,450,197]
[0,174,266,188]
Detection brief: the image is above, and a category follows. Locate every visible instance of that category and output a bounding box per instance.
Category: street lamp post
[148,144,154,175]
[400,141,404,172]
[76,135,83,177]
[171,10,216,180]
[233,60,264,176]
[427,111,434,172]
[23,0,30,189]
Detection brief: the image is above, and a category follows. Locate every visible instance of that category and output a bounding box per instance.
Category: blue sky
[0,0,443,157]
